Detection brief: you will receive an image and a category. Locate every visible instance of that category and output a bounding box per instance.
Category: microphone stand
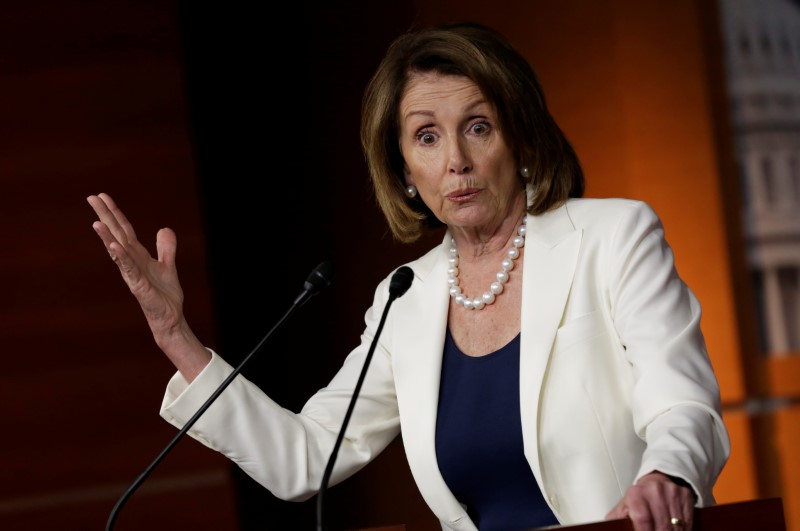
[106,261,334,531]
[316,266,414,531]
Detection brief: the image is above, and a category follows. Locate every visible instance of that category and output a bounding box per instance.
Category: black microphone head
[389,266,414,298]
[304,260,334,294]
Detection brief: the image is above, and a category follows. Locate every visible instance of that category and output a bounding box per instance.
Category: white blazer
[161,198,730,530]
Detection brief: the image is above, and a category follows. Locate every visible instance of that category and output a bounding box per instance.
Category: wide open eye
[469,121,490,135]
[418,131,437,145]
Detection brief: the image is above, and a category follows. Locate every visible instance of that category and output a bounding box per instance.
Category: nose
[447,137,472,175]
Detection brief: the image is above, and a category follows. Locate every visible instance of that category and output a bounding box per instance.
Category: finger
[623,493,655,531]
[92,222,142,287]
[87,194,127,246]
[606,500,629,521]
[88,193,138,245]
[607,486,649,530]
[156,228,177,267]
[673,489,695,531]
[108,240,148,292]
[93,222,130,268]
[97,192,140,243]
[655,490,686,531]
[91,219,122,257]
[659,481,695,531]
[668,513,691,531]
[653,486,695,531]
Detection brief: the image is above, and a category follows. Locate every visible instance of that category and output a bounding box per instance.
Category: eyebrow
[402,98,490,122]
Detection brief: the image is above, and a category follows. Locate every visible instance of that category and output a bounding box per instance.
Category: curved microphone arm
[106,261,334,531]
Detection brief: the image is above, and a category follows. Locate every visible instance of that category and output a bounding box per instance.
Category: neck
[446,213,527,311]
[450,199,527,262]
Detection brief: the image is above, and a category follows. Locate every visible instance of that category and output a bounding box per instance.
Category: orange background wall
[0,1,796,530]
[406,2,798,530]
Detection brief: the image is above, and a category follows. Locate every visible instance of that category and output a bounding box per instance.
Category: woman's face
[399,72,520,233]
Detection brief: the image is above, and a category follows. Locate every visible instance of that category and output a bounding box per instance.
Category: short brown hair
[361,21,584,243]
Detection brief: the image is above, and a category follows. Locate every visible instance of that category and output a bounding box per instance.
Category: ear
[403,163,414,186]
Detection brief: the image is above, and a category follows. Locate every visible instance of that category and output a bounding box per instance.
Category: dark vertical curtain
[175,2,422,529]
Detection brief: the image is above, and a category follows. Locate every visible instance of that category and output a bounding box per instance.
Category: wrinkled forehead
[399,72,488,118]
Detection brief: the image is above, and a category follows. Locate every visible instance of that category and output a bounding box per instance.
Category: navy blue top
[435,329,559,530]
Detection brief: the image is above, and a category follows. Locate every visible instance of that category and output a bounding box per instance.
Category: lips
[446,188,480,202]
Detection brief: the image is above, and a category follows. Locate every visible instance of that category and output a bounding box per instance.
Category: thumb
[156,227,177,267]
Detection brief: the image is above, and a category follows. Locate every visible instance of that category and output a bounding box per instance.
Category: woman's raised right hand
[87,193,210,381]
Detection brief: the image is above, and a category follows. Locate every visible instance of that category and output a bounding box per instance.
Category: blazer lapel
[393,204,583,528]
[519,205,583,485]
[392,237,472,524]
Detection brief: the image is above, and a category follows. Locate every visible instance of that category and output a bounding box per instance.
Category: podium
[352,497,786,531]
[544,497,786,531]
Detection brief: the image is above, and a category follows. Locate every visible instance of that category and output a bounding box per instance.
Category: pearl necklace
[447,217,527,310]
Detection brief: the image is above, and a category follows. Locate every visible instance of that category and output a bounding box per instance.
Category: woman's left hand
[606,471,695,531]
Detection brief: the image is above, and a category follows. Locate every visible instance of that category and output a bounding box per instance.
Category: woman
[88,22,730,531]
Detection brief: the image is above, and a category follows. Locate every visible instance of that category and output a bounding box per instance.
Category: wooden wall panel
[0,2,237,529]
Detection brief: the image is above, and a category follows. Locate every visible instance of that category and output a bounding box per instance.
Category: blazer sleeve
[159,274,402,502]
[607,201,731,505]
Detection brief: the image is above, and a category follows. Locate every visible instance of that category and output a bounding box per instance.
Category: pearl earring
[405,184,418,198]
[520,166,531,179]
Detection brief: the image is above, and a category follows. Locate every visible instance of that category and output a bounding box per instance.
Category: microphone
[295,260,334,306]
[388,265,414,298]
[106,260,335,531]
[316,266,414,531]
